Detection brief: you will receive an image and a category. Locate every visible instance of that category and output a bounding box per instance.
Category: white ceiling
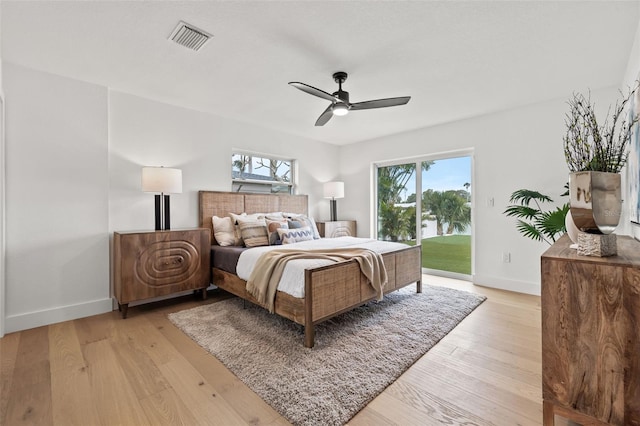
[2,1,639,145]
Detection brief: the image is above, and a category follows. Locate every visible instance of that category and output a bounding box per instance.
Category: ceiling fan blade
[350,96,411,111]
[289,82,337,103]
[315,105,334,126]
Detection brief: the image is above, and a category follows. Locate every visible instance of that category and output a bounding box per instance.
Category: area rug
[168,285,486,426]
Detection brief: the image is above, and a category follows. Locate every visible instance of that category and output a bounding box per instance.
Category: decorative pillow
[212,216,241,246]
[238,219,269,247]
[291,215,321,239]
[266,219,288,245]
[282,212,302,219]
[287,220,303,229]
[230,212,283,222]
[277,226,314,245]
[264,212,285,220]
[229,212,263,224]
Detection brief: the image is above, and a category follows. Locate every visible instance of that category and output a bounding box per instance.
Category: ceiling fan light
[332,103,349,116]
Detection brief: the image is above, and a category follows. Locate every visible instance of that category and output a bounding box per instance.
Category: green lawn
[415,235,471,275]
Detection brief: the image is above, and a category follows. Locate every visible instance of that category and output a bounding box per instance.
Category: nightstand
[316,220,357,238]
[113,228,210,318]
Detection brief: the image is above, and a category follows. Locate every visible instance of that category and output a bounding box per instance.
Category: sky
[401,155,471,200]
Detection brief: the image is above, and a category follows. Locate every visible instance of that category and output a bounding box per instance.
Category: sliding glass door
[376,154,472,278]
[420,156,471,276]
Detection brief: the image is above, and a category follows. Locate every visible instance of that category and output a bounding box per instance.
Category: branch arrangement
[564,83,639,173]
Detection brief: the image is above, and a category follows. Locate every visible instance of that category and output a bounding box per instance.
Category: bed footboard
[213,268,306,325]
[303,245,421,348]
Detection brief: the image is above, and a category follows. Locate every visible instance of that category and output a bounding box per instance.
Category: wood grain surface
[114,229,210,307]
[198,191,308,245]
[1,276,557,426]
[542,234,640,425]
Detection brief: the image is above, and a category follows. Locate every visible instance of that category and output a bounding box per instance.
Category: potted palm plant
[504,189,569,245]
[563,85,638,235]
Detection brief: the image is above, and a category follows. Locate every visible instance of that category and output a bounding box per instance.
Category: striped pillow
[277,226,314,244]
[238,219,269,247]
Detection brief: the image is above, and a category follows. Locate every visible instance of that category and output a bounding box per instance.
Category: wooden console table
[541,235,640,425]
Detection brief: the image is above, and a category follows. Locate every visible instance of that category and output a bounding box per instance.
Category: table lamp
[141,166,182,230]
[323,181,344,222]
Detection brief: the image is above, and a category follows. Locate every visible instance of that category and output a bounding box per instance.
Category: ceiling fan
[289,71,411,126]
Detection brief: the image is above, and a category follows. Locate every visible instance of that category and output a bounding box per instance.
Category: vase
[564,211,580,248]
[569,171,622,234]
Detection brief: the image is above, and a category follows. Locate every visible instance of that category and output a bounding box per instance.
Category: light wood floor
[0,275,572,425]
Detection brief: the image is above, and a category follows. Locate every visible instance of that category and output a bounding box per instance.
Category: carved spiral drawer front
[114,229,210,308]
[317,220,356,238]
[328,225,352,237]
[135,241,200,288]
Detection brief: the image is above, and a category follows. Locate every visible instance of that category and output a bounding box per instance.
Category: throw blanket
[246,248,388,313]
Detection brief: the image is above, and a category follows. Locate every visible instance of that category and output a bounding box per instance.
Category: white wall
[0,5,5,337]
[621,13,640,240]
[1,63,339,333]
[338,87,620,295]
[108,91,339,234]
[4,63,111,332]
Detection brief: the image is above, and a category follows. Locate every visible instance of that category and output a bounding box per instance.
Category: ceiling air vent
[168,21,212,51]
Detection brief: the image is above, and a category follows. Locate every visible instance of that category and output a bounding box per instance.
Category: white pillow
[282,212,302,219]
[212,216,241,246]
[229,212,262,224]
[230,212,282,222]
[277,226,314,244]
[263,212,285,220]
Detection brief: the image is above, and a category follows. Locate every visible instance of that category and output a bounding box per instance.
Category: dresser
[541,235,640,425]
[113,228,210,318]
[316,220,357,238]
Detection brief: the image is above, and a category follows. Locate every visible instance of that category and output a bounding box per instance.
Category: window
[231,152,295,194]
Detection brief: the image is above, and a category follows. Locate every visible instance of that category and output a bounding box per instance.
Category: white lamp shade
[141,167,183,194]
[323,181,344,199]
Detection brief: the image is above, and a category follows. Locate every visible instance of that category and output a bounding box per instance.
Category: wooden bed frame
[198,190,422,347]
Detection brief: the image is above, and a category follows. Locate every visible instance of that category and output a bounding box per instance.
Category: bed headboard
[198,191,309,245]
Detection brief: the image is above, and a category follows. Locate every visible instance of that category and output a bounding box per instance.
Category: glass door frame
[372,148,475,281]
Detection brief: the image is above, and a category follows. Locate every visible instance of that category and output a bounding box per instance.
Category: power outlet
[502,252,511,263]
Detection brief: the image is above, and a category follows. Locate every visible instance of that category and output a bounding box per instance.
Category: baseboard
[473,274,540,296]
[4,297,113,334]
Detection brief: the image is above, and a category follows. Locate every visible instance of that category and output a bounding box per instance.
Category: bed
[199,190,422,347]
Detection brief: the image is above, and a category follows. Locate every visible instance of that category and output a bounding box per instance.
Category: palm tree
[463,182,471,201]
[422,190,446,235]
[377,162,433,241]
[422,190,471,235]
[444,195,471,234]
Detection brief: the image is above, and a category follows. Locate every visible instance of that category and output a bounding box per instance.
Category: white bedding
[235,236,410,298]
